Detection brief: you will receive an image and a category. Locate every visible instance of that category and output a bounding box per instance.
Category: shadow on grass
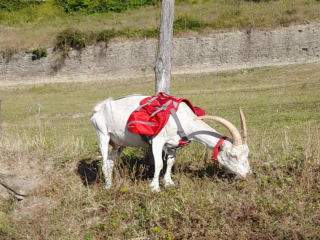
[117,151,156,182]
[77,151,236,186]
[76,155,155,186]
[181,164,236,181]
[77,159,101,185]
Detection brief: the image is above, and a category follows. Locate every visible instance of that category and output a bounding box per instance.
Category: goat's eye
[230,153,238,159]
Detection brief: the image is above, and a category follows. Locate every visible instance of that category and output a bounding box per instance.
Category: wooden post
[155,0,175,95]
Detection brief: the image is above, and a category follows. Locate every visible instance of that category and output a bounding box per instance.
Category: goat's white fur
[91,95,251,192]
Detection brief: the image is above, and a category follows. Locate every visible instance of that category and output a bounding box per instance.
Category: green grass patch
[54,0,160,14]
[0,0,43,12]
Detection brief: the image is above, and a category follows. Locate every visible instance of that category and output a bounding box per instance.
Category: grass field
[0,63,319,239]
[1,0,320,50]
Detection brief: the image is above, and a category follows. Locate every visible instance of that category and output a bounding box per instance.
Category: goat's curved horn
[239,107,247,144]
[194,115,242,146]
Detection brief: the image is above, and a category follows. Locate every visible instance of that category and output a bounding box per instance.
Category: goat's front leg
[163,149,176,187]
[149,138,165,192]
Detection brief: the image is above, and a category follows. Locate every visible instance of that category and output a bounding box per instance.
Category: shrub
[54,26,159,64]
[53,0,102,13]
[104,0,159,13]
[26,48,48,60]
[54,0,160,14]
[96,28,117,42]
[55,28,86,52]
[0,0,42,12]
[1,47,18,63]
[56,27,160,53]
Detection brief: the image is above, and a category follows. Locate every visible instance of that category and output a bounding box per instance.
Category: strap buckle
[179,139,190,147]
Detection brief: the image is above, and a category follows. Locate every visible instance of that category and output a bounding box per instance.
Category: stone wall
[1,24,320,87]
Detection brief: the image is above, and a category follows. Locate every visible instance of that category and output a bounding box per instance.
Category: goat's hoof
[105,184,112,190]
[163,179,175,187]
[149,183,160,192]
[150,186,160,192]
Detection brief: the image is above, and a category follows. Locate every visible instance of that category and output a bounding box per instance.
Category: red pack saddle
[126,92,205,136]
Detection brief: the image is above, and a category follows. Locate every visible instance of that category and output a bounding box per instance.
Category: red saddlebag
[126,92,205,136]
[126,105,170,136]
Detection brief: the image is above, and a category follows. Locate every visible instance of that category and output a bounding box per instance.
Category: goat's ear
[220,141,231,151]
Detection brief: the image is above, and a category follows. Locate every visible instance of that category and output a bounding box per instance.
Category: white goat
[91,94,250,192]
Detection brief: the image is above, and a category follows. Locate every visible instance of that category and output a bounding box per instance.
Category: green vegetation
[54,14,208,52]
[54,0,160,13]
[1,0,320,49]
[54,27,159,53]
[0,0,42,12]
[0,0,159,13]
[0,63,319,238]
[173,12,207,33]
[25,48,48,59]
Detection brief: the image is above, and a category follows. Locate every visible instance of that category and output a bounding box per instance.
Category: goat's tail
[92,97,113,113]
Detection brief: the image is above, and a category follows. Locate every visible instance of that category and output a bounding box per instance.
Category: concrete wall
[1,24,320,87]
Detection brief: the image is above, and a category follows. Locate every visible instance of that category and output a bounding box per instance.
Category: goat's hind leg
[101,139,124,189]
[91,113,121,190]
[91,124,114,189]
[107,140,124,183]
[97,133,114,189]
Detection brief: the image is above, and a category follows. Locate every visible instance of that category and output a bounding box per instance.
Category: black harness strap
[139,101,190,165]
[140,135,155,165]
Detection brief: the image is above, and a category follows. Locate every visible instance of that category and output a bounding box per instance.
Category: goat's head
[195,108,251,178]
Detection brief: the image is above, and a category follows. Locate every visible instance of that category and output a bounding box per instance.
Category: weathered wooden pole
[155,0,175,95]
